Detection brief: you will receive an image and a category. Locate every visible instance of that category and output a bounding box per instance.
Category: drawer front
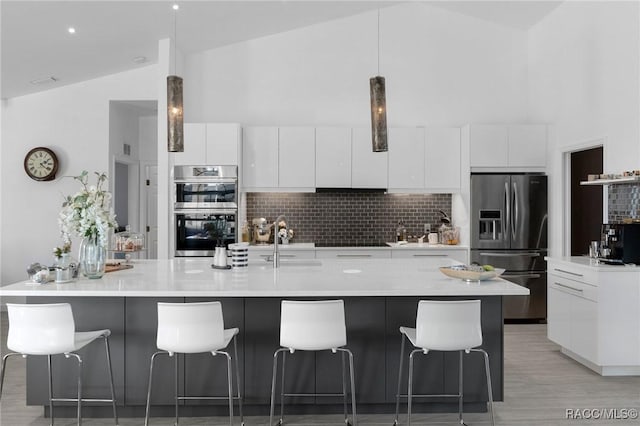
[315,249,391,259]
[249,249,316,262]
[548,262,597,286]
[549,274,598,302]
[391,249,467,263]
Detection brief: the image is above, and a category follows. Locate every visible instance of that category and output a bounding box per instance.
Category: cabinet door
[351,128,388,188]
[278,127,315,189]
[242,127,278,189]
[507,125,546,168]
[173,123,206,166]
[388,127,424,189]
[468,125,507,168]
[316,127,351,188]
[571,294,598,363]
[391,249,467,263]
[425,127,461,191]
[547,285,573,349]
[205,123,239,165]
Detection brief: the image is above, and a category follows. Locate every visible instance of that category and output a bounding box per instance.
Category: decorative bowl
[439,266,505,282]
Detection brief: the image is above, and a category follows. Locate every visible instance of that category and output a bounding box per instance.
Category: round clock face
[24,147,58,181]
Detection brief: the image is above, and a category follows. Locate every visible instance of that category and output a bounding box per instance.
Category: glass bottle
[396,220,407,242]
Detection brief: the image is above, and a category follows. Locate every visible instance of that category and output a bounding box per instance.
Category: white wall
[528,1,640,256]
[184,2,529,126]
[139,115,158,164]
[1,65,157,285]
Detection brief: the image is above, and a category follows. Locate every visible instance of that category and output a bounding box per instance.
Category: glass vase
[54,253,73,283]
[79,235,106,279]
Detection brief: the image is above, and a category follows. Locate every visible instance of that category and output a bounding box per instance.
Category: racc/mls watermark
[565,408,639,420]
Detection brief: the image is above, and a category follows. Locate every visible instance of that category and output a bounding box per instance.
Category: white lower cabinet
[315,249,391,259]
[391,249,468,264]
[547,258,640,375]
[248,247,316,262]
[548,276,598,363]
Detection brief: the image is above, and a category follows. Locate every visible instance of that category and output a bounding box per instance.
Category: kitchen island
[0,258,527,418]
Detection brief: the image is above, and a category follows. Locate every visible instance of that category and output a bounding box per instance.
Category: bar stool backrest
[6,303,76,355]
[280,300,346,351]
[415,300,483,351]
[157,302,225,353]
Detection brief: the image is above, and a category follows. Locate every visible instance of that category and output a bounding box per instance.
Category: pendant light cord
[173,5,178,75]
[377,7,380,75]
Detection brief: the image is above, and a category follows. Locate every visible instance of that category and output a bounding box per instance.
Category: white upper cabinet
[468,125,508,168]
[468,124,547,170]
[173,123,206,166]
[205,123,240,165]
[351,128,388,188]
[388,127,425,190]
[173,123,240,166]
[425,126,461,192]
[278,127,315,190]
[242,127,278,189]
[507,125,547,168]
[315,127,352,188]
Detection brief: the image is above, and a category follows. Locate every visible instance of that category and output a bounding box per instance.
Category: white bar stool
[0,303,118,426]
[393,300,495,426]
[144,301,243,426]
[269,299,357,426]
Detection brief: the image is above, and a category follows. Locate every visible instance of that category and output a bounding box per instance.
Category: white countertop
[0,258,527,298]
[385,242,468,249]
[546,256,640,272]
[247,243,468,250]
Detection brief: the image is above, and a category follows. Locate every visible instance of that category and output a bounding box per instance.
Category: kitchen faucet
[273,215,287,268]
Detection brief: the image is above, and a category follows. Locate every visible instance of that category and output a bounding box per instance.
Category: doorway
[570,146,603,256]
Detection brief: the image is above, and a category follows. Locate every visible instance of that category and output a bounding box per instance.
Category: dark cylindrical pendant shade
[369,75,388,152]
[167,75,184,152]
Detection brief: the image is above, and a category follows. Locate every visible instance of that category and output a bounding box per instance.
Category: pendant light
[167,3,184,152]
[370,7,387,152]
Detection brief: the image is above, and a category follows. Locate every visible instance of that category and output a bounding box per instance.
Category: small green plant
[53,242,72,258]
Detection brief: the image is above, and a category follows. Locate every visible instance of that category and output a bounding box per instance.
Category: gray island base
[0,259,528,418]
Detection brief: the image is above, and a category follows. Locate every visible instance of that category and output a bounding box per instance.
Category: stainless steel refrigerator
[470,174,548,321]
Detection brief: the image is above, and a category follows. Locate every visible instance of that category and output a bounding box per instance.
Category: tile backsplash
[245,192,451,245]
[608,184,640,223]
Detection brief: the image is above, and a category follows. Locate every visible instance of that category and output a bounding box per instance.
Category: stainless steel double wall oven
[173,166,238,257]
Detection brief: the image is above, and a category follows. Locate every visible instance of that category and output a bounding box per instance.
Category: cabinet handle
[554,282,583,293]
[261,254,296,261]
[479,252,540,257]
[336,254,372,258]
[412,254,447,257]
[554,268,583,278]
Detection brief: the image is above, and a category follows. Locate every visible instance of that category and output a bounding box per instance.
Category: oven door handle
[174,178,237,184]
[174,209,237,215]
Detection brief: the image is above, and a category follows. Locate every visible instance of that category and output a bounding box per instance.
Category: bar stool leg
[346,349,357,426]
[270,349,286,426]
[393,334,406,426]
[407,350,420,426]
[233,336,244,426]
[48,354,55,426]
[459,350,466,426]
[145,351,165,426]
[0,353,20,400]
[472,349,495,426]
[173,354,179,426]
[103,336,118,425]
[341,351,348,425]
[66,353,83,426]
[222,351,233,426]
[279,351,287,424]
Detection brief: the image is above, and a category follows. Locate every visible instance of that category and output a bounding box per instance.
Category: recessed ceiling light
[30,77,58,85]
[133,56,147,64]
[68,27,76,34]
[172,4,179,10]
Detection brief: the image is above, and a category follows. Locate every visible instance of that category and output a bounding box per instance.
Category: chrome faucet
[273,215,287,268]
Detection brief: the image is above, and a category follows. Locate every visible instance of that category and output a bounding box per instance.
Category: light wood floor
[1,317,639,425]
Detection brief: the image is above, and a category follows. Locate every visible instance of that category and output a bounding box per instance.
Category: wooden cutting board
[105,263,134,273]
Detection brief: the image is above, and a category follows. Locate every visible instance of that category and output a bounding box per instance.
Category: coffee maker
[599,223,640,265]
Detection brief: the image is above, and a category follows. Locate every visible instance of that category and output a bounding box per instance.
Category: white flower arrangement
[58,171,118,248]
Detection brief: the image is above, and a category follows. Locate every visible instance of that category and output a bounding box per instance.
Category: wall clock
[24,147,59,181]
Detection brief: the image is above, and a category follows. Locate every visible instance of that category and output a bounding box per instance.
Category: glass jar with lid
[112,225,145,252]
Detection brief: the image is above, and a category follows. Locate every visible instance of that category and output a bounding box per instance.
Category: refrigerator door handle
[479,252,541,257]
[504,181,510,242]
[512,181,518,242]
